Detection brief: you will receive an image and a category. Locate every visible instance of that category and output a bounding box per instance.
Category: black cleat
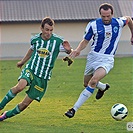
[96,84,110,100]
[65,108,75,118]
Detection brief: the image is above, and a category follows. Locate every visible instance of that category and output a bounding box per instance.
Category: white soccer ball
[110,103,128,121]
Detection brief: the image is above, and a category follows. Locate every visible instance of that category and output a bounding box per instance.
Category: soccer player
[65,3,133,118]
[0,17,73,121]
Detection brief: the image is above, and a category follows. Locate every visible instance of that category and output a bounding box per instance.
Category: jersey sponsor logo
[106,32,111,38]
[37,48,50,58]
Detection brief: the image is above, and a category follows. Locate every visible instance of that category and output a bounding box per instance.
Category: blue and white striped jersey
[84,17,127,55]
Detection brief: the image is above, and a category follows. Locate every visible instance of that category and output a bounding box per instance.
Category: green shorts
[18,68,48,102]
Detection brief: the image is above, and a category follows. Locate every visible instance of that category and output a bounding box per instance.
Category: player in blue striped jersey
[0,17,73,121]
[65,3,133,118]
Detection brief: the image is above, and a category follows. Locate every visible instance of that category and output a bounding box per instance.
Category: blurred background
[0,0,133,59]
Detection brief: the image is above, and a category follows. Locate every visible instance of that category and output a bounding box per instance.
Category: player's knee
[89,78,98,88]
[13,84,25,93]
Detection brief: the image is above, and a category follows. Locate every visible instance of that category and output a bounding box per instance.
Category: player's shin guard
[5,104,21,118]
[0,90,16,110]
[73,86,94,111]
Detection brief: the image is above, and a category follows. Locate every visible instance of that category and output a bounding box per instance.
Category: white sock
[73,86,94,111]
[96,81,106,91]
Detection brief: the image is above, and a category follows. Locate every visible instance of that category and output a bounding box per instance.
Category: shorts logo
[34,85,44,92]
[37,48,50,58]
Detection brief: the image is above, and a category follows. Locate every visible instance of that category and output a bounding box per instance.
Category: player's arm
[62,41,73,54]
[69,39,89,58]
[125,16,133,44]
[17,48,33,68]
[61,41,74,66]
[69,21,92,58]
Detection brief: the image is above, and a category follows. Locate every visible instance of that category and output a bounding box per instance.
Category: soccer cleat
[65,108,75,118]
[0,111,7,121]
[96,84,110,100]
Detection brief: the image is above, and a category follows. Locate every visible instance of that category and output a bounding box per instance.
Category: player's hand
[63,41,72,54]
[63,56,73,66]
[69,50,80,58]
[17,61,24,68]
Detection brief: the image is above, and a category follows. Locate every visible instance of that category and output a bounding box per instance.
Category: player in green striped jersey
[0,17,73,121]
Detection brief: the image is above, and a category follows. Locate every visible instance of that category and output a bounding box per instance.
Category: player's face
[41,24,54,40]
[100,9,113,24]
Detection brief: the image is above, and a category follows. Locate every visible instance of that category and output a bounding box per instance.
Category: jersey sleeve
[59,44,66,52]
[83,22,93,41]
[30,37,35,50]
[118,17,128,27]
[30,34,40,50]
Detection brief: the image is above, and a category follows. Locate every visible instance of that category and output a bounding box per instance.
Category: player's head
[41,17,55,40]
[99,3,114,24]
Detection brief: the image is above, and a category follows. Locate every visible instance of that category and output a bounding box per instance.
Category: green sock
[0,89,16,109]
[6,105,21,118]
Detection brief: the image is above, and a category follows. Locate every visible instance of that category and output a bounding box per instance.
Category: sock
[73,86,94,111]
[0,89,16,109]
[96,81,106,91]
[6,104,21,118]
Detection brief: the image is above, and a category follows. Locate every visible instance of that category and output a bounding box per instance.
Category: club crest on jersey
[37,48,50,58]
[113,26,118,33]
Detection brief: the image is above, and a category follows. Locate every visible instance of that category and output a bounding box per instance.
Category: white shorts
[84,51,114,76]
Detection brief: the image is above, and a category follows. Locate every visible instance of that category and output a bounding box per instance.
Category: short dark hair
[99,3,114,15]
[41,17,55,28]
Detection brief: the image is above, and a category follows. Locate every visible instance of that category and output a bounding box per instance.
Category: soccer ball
[110,103,128,121]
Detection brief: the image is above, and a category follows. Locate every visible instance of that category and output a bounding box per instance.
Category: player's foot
[65,108,75,118]
[0,111,7,121]
[96,84,110,100]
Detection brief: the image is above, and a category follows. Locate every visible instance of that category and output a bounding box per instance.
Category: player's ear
[40,26,44,31]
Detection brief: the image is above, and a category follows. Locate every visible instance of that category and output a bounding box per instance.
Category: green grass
[0,57,132,133]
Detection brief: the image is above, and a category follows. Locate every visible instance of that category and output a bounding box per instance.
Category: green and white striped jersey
[26,33,64,79]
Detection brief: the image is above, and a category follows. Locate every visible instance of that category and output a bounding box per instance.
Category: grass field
[0,57,132,133]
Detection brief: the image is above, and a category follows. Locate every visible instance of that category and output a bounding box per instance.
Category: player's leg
[72,74,93,111]
[65,67,106,118]
[95,57,114,99]
[83,74,92,87]
[65,75,94,118]
[96,81,110,91]
[96,82,110,99]
[89,67,106,88]
[84,70,109,92]
[0,79,27,110]
[92,67,110,99]
[0,95,33,121]
[72,67,106,110]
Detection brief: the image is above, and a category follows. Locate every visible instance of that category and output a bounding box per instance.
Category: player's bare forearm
[126,16,133,33]
[21,48,33,63]
[77,39,89,51]
[63,41,73,54]
[126,16,133,44]
[17,48,33,68]
[70,39,89,58]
